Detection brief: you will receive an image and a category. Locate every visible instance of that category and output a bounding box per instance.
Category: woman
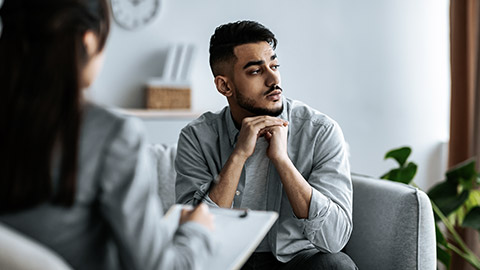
[0,0,215,269]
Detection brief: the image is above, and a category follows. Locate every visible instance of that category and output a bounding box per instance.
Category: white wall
[90,0,450,190]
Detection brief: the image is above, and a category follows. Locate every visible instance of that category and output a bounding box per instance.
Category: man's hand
[208,116,286,207]
[263,121,312,219]
[233,116,287,160]
[264,121,289,162]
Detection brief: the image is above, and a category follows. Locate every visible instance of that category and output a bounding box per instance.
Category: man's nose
[265,68,280,87]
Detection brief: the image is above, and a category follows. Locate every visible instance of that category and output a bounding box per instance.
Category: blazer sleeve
[98,116,215,270]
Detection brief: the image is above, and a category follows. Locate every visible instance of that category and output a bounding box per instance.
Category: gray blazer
[0,103,214,270]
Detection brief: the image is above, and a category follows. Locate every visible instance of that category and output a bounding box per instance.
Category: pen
[239,209,249,218]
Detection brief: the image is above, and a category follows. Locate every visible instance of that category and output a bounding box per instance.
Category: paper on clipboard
[163,204,278,270]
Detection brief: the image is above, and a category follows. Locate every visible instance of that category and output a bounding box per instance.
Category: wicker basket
[146,86,191,109]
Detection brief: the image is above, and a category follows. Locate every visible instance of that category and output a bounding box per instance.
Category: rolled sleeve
[175,127,220,207]
[301,121,353,253]
[196,182,220,208]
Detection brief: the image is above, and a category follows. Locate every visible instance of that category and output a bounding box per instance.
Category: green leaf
[467,190,480,208]
[459,177,474,192]
[435,224,452,269]
[446,159,477,184]
[428,181,470,220]
[437,245,451,269]
[384,146,412,167]
[435,223,448,247]
[380,162,417,184]
[381,168,403,183]
[452,203,468,225]
[402,162,417,182]
[462,207,480,231]
[381,168,404,183]
[457,190,480,224]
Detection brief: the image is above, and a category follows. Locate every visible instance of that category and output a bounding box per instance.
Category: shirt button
[235,190,241,196]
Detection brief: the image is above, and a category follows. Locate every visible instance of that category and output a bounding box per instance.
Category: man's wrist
[231,148,251,163]
[271,154,291,168]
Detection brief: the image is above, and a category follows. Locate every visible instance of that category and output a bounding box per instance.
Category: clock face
[111,0,160,30]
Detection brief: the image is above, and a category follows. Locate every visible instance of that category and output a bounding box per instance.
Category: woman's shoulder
[80,103,146,152]
[83,103,130,127]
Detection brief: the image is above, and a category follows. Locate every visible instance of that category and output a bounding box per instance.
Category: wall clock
[111,0,160,30]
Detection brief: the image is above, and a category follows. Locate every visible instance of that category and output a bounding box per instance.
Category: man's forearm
[272,157,312,219]
[208,152,247,207]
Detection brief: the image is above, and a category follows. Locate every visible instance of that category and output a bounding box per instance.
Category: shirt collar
[225,106,239,147]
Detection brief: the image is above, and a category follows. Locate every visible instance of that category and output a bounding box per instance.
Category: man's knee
[287,250,357,270]
[310,251,357,270]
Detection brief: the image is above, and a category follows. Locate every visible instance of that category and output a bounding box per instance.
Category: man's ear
[214,76,233,97]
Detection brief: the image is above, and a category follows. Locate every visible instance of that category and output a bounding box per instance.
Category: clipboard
[163,204,278,270]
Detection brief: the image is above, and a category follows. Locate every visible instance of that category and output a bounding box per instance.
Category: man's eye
[250,69,261,74]
[272,64,280,70]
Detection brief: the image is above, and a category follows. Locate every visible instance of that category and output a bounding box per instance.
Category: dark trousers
[241,250,358,270]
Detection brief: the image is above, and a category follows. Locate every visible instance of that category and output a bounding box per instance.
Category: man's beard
[234,86,284,117]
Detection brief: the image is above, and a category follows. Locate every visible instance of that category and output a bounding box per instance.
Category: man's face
[229,41,283,117]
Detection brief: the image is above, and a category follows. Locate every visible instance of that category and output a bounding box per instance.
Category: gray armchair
[0,144,437,270]
[152,144,437,270]
[344,174,436,270]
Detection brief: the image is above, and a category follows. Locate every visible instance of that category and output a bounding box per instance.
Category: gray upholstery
[154,145,436,269]
[0,223,72,270]
[344,173,436,270]
[0,144,436,269]
[148,143,177,212]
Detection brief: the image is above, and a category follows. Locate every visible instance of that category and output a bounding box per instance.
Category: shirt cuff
[203,194,220,208]
[194,182,221,208]
[306,188,331,223]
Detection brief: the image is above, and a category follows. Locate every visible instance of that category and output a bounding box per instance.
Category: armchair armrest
[344,173,436,270]
[0,223,72,270]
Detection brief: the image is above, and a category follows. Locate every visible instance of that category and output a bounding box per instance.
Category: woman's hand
[180,203,215,231]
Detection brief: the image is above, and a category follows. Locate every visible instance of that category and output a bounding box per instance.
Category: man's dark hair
[209,20,277,77]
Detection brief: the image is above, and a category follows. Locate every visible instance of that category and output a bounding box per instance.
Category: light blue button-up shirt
[175,98,353,262]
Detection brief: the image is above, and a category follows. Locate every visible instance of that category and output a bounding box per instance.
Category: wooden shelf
[115,108,202,120]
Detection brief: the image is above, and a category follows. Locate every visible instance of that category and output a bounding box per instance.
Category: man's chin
[267,105,284,117]
[249,104,284,117]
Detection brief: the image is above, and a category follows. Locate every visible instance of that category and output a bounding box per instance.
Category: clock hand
[130,0,141,6]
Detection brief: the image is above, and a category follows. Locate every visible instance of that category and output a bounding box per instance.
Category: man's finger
[248,118,286,131]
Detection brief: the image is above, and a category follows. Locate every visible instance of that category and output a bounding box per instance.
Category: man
[175,20,357,269]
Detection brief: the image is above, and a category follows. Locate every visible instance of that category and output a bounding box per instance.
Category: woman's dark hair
[0,0,110,212]
[209,20,277,76]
